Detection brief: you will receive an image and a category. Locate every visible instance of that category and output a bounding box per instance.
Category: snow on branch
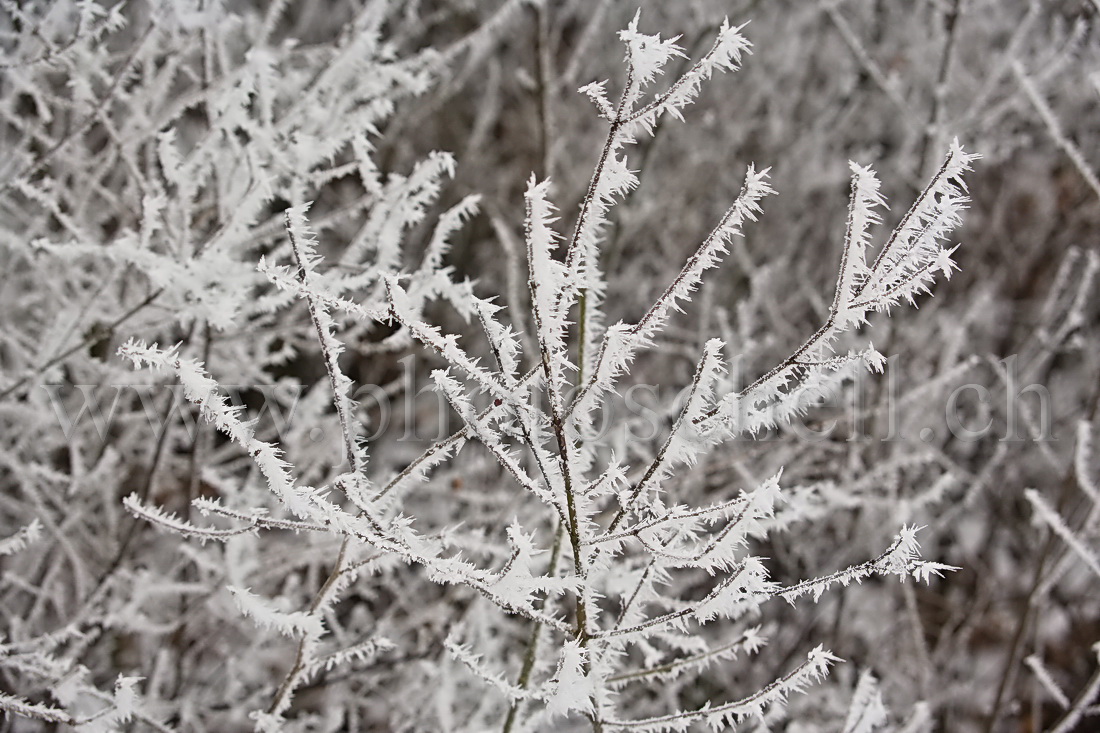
[606,626,767,688]
[118,340,318,519]
[0,519,42,556]
[612,473,784,577]
[841,670,889,733]
[701,142,977,434]
[777,526,958,604]
[124,494,257,542]
[473,296,523,386]
[341,151,458,270]
[284,203,367,482]
[599,339,726,525]
[621,17,752,131]
[257,256,388,324]
[631,166,774,345]
[1026,488,1100,580]
[525,175,574,413]
[302,636,397,679]
[1025,654,1071,711]
[446,634,545,704]
[832,163,886,322]
[229,586,325,639]
[1076,419,1100,505]
[385,276,529,412]
[433,368,562,515]
[603,646,841,732]
[572,168,773,426]
[0,692,74,726]
[565,14,754,383]
[193,497,329,534]
[595,557,775,641]
[851,142,977,312]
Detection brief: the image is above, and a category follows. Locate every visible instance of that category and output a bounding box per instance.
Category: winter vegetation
[0,1,1098,731]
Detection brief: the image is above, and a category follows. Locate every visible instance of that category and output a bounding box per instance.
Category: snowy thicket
[1,1,1098,732]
